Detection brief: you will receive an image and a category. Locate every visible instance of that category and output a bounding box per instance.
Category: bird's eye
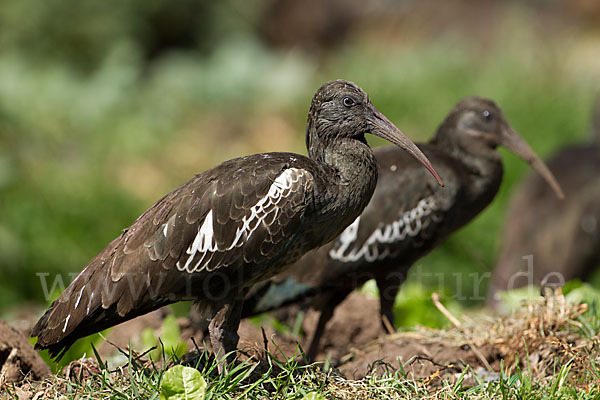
[482,110,494,121]
[342,97,356,107]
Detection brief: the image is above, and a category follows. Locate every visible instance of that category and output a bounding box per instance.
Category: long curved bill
[502,127,565,199]
[367,106,444,186]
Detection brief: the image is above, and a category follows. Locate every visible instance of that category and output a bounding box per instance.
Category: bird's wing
[32,154,314,357]
[326,146,461,265]
[244,146,462,315]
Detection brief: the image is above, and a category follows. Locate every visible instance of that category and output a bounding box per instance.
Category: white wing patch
[329,196,438,263]
[63,314,71,333]
[86,292,94,315]
[178,210,218,272]
[74,286,84,309]
[327,216,361,261]
[176,168,307,273]
[161,214,177,238]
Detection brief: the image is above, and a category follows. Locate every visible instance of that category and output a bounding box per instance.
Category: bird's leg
[208,291,246,374]
[376,274,403,334]
[306,305,333,362]
[306,292,347,361]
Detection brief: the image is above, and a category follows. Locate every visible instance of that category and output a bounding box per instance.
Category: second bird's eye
[482,110,494,121]
[343,97,356,107]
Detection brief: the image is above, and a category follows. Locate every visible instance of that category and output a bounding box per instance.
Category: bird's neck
[431,129,503,207]
[308,135,378,243]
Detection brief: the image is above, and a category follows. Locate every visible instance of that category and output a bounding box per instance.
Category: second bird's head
[307,80,443,186]
[436,96,564,198]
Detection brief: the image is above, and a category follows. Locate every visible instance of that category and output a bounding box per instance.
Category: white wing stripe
[180,210,217,273]
[328,216,360,261]
[329,196,437,262]
[63,315,71,333]
[86,292,94,315]
[74,286,85,309]
[176,168,306,273]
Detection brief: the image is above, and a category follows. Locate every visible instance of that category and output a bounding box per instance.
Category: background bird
[488,98,600,305]
[243,96,564,360]
[31,80,442,371]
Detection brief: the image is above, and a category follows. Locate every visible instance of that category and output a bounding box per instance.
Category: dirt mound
[304,292,384,361]
[231,288,594,385]
[229,291,501,381]
[234,291,383,362]
[338,332,500,380]
[178,291,384,363]
[0,319,50,386]
[338,288,593,383]
[179,291,501,381]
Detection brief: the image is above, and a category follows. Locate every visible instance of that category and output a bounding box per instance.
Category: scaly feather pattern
[32,80,442,368]
[243,96,563,360]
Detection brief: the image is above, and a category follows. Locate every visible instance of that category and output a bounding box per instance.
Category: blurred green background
[1,0,600,319]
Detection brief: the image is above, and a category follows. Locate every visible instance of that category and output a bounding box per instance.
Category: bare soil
[338,334,500,380]
[236,292,504,381]
[236,292,386,363]
[6,288,592,390]
[0,319,50,386]
[176,292,500,381]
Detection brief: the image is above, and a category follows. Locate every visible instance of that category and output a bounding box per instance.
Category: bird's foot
[381,313,397,335]
[207,296,245,374]
[209,323,239,374]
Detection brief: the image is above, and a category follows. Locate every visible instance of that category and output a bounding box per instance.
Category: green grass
[8,286,600,399]
[6,340,600,399]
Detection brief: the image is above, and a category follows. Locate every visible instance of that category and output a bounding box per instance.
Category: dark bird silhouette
[243,96,564,360]
[488,99,600,305]
[31,80,442,370]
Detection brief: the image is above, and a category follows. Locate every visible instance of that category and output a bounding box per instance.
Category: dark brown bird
[31,80,442,370]
[243,96,564,360]
[488,99,600,305]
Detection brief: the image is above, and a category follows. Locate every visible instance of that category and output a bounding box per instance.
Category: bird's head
[436,96,564,199]
[307,80,443,186]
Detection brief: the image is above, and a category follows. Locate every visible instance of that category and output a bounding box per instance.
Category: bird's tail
[33,298,170,360]
[31,238,175,360]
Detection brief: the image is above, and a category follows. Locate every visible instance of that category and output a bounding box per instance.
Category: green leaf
[302,393,326,400]
[141,327,161,361]
[140,312,187,360]
[160,365,207,400]
[162,314,187,358]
